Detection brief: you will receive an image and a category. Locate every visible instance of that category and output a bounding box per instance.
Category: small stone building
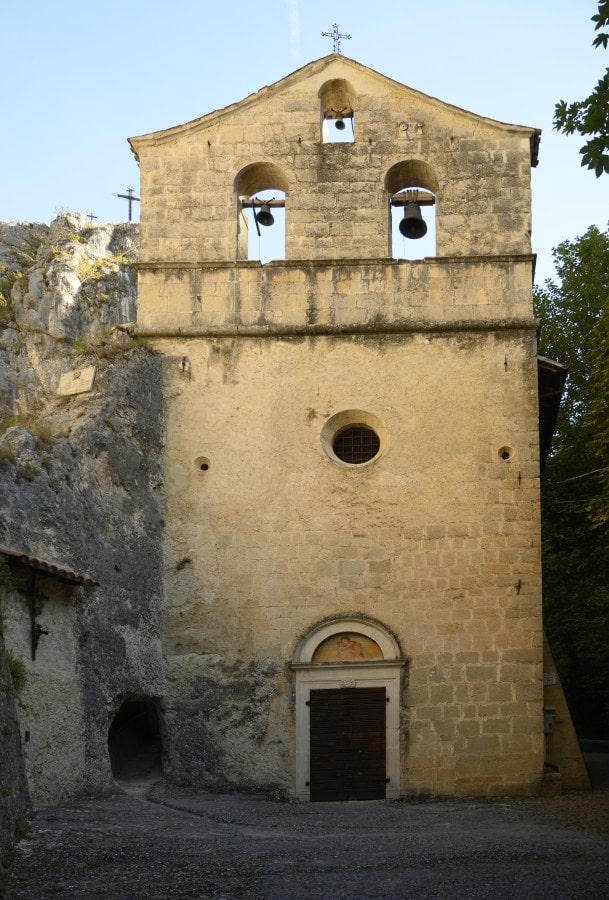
[0,551,98,806]
[127,54,581,799]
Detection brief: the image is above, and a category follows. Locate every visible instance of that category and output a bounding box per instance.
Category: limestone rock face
[0,214,165,813]
[7,213,137,343]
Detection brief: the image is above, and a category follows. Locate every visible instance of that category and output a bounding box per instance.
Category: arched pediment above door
[292,616,402,665]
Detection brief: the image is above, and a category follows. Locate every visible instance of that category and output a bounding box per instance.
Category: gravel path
[4,773,608,900]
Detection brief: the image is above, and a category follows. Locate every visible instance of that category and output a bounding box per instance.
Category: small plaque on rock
[57,366,96,396]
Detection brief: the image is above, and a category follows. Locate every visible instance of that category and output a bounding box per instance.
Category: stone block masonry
[126,54,572,799]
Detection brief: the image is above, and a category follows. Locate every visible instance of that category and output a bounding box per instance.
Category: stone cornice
[133,318,539,339]
[134,254,536,272]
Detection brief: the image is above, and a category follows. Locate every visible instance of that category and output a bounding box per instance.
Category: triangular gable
[129,54,540,163]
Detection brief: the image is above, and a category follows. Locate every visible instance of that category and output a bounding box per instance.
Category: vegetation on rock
[0,231,45,323]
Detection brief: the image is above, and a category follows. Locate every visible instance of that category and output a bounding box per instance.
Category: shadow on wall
[581,742,609,788]
[108,700,162,782]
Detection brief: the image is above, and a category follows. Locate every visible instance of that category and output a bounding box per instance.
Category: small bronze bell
[399,201,427,239]
[255,203,274,227]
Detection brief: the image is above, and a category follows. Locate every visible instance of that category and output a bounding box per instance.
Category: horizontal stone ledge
[134,317,539,339]
[135,254,536,272]
[289,659,407,671]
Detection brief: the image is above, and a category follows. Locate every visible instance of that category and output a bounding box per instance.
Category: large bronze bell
[399,201,427,239]
[255,203,274,227]
[335,113,346,131]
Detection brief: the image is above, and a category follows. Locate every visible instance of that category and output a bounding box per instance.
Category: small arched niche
[235,162,289,263]
[385,160,438,260]
[108,698,163,784]
[319,79,355,144]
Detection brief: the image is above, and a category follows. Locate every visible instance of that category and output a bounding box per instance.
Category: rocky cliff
[0,214,165,848]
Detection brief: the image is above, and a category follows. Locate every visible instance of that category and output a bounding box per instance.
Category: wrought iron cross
[115,185,140,222]
[19,573,49,661]
[321,23,351,54]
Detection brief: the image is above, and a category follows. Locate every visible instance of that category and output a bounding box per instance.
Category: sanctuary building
[127,54,585,799]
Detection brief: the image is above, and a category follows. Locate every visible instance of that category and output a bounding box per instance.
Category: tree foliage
[535,224,609,738]
[586,304,609,529]
[554,1,609,176]
[536,225,609,433]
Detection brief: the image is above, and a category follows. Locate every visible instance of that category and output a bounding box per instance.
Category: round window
[332,425,380,464]
[320,410,387,467]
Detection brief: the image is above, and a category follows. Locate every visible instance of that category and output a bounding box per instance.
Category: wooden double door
[309,687,387,801]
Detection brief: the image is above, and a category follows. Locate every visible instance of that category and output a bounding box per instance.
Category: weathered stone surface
[4,213,137,346]
[0,215,165,827]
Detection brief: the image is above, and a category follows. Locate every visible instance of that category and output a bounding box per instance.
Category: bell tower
[129,55,558,798]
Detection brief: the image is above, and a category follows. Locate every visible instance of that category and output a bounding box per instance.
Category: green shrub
[19,462,40,482]
[6,651,26,693]
[0,447,16,466]
[14,820,30,841]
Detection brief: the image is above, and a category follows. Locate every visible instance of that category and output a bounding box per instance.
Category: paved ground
[4,765,609,900]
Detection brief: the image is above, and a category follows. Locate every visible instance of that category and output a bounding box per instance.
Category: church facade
[129,54,559,798]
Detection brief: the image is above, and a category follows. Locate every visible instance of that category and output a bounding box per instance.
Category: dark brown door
[309,687,386,801]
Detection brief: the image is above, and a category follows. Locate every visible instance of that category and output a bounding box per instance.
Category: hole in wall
[195,456,210,472]
[499,446,513,461]
[108,700,162,783]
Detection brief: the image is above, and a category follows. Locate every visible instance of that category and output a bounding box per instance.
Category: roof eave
[0,548,100,587]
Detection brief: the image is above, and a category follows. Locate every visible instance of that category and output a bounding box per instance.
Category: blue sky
[2,0,607,284]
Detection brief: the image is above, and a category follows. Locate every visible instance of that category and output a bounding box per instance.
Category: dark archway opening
[108,699,162,782]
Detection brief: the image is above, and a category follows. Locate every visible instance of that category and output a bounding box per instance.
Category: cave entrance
[108,699,163,782]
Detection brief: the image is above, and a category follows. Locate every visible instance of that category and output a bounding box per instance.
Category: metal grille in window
[333,426,380,464]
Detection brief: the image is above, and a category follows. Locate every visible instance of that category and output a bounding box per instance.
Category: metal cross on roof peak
[321,23,351,54]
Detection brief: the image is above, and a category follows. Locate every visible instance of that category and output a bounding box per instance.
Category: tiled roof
[0,548,99,586]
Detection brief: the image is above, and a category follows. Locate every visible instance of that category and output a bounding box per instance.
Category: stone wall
[154,322,544,797]
[129,55,548,799]
[131,56,536,265]
[136,256,535,333]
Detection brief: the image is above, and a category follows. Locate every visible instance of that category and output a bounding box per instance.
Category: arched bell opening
[319,78,355,144]
[107,698,163,783]
[235,162,288,263]
[385,161,438,260]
